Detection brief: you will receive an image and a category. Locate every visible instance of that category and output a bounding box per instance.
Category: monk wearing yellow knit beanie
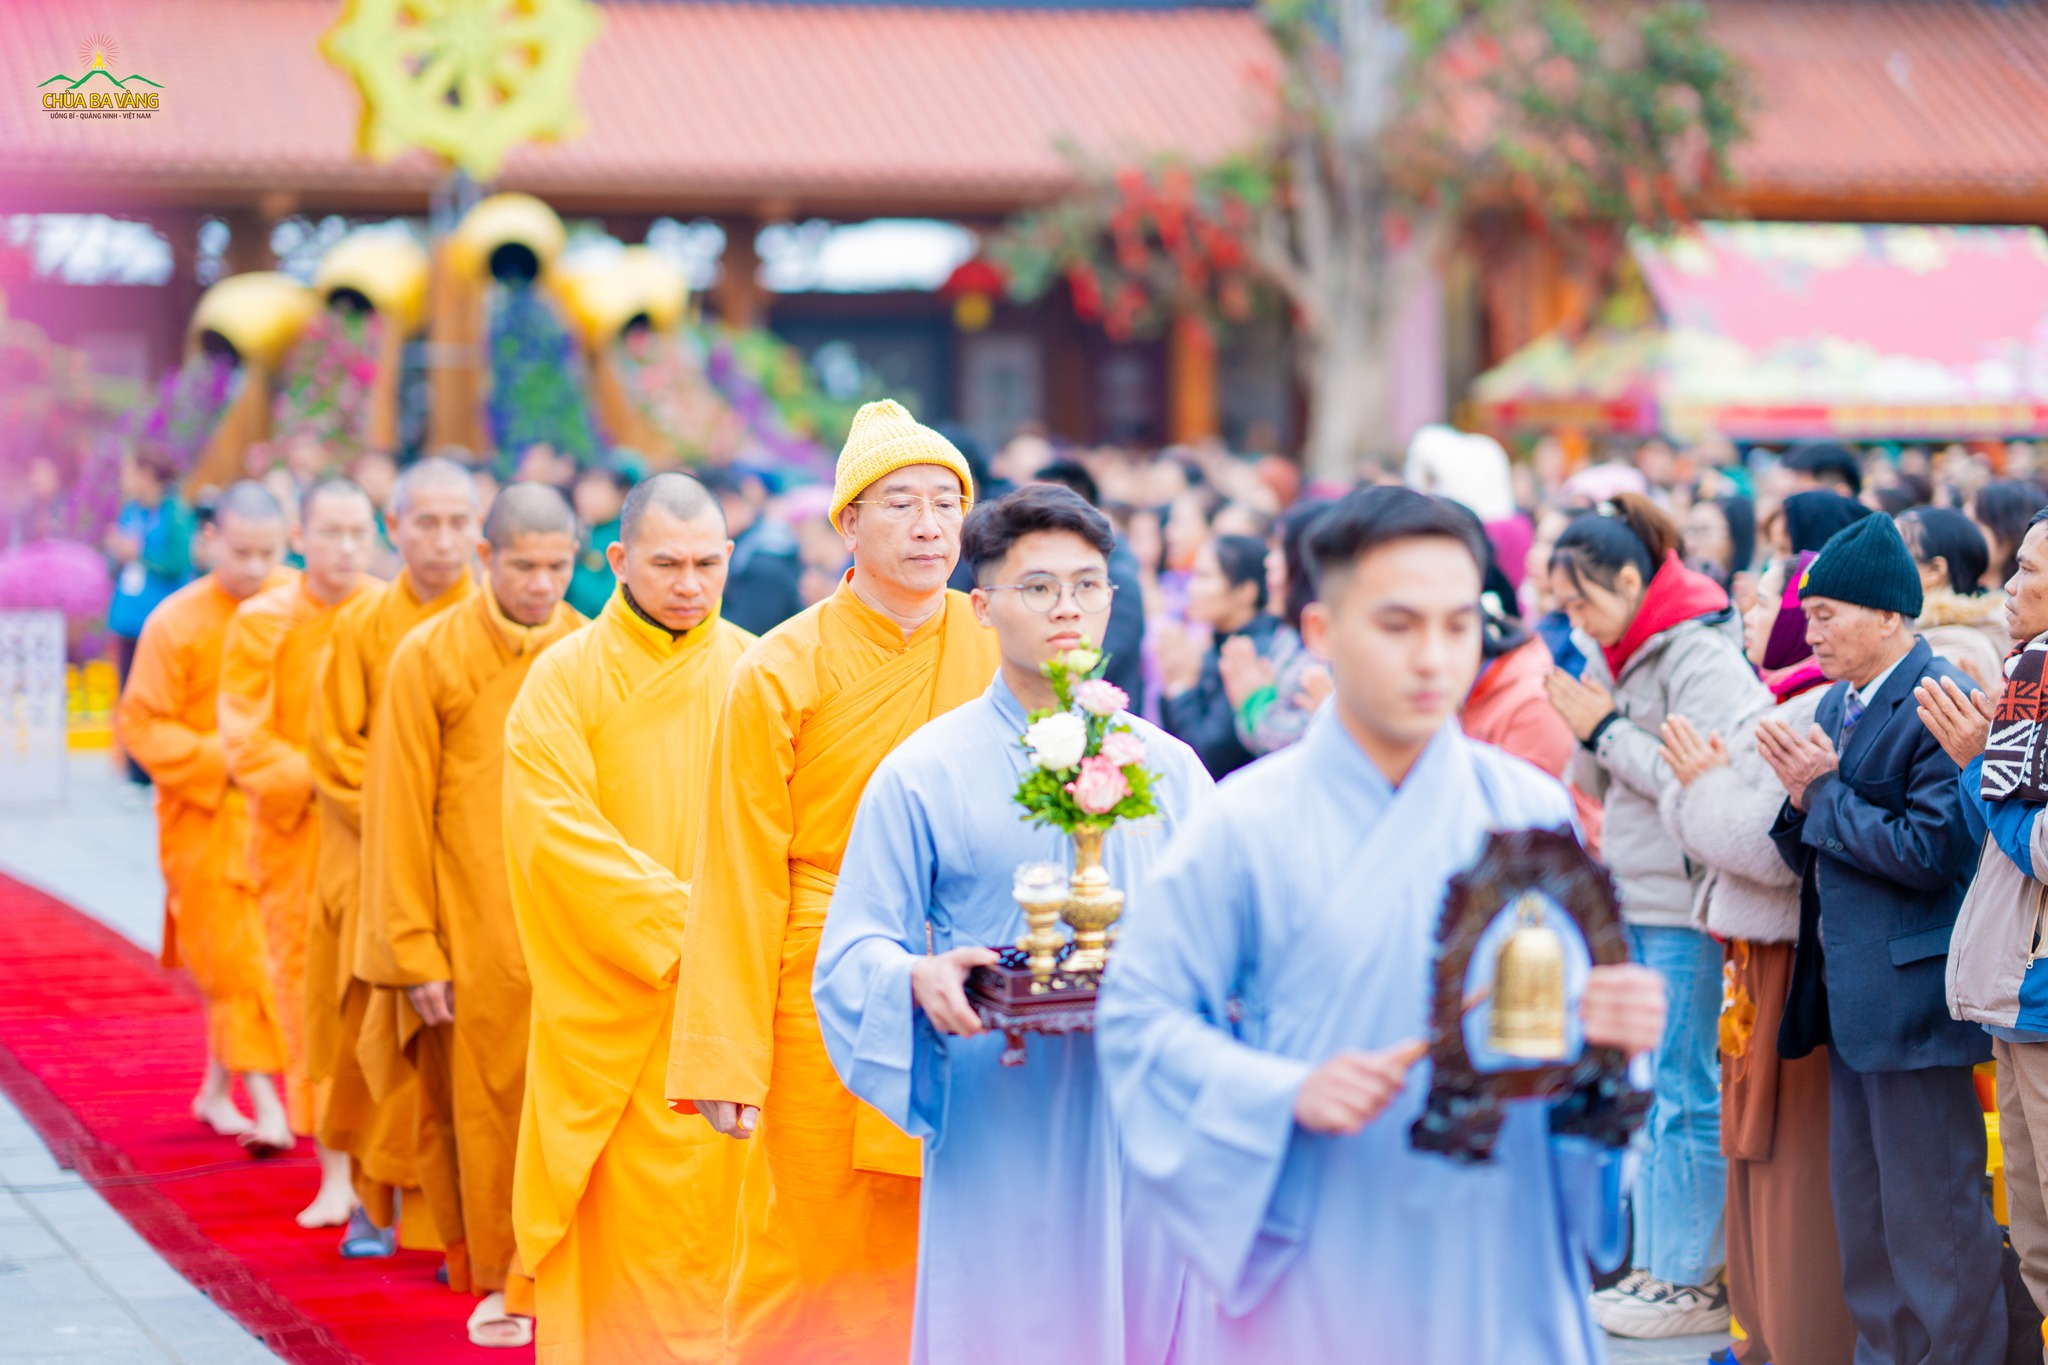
[828,398,976,531]
[672,396,998,1365]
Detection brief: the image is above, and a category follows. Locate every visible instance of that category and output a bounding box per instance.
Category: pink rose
[1065,754,1131,815]
[1073,678,1129,718]
[1099,730,1147,769]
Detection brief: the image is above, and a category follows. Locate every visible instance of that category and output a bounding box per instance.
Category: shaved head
[391,456,481,601]
[484,481,579,550]
[207,480,288,601]
[214,479,286,530]
[621,472,722,545]
[392,456,478,518]
[301,476,374,526]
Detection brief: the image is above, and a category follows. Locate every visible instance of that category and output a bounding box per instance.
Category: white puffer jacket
[1657,685,1825,944]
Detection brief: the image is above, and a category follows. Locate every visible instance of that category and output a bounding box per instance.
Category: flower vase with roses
[1013,641,1159,974]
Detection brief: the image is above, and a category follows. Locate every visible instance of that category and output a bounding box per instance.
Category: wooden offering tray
[965,946,1100,1067]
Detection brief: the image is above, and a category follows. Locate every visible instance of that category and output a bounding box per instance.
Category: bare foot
[191,1092,254,1138]
[467,1292,534,1348]
[294,1183,357,1229]
[239,1072,292,1155]
[294,1141,357,1229]
[238,1117,295,1156]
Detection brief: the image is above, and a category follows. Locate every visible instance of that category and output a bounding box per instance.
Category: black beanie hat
[1799,512,1923,618]
[1783,490,1872,556]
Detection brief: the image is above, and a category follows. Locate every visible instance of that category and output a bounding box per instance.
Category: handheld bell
[1487,895,1570,1061]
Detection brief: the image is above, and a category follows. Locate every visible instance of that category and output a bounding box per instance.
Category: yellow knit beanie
[828,399,975,532]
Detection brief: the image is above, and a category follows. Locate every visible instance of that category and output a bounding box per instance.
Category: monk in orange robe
[503,474,754,1364]
[361,484,581,1348]
[116,482,293,1142]
[306,458,480,1240]
[219,477,377,1219]
[672,400,999,1364]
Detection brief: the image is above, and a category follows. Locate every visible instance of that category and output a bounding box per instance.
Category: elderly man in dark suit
[1760,512,2004,1365]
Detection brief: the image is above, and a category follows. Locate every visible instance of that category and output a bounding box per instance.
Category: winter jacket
[1658,685,1823,945]
[1918,588,2007,700]
[1947,758,2048,1033]
[1772,640,1989,1072]
[1572,609,1770,928]
[1163,613,1283,780]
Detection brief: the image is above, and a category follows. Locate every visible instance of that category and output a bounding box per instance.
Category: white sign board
[0,611,67,806]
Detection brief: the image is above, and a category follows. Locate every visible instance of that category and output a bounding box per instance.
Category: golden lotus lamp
[1012,861,1069,983]
[1061,825,1125,976]
[1486,894,1570,1061]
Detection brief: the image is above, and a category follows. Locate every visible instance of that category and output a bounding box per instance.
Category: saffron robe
[220,576,367,1134]
[362,590,582,1293]
[503,589,754,1365]
[813,674,1213,1365]
[1096,714,1630,1364]
[671,574,1001,1364]
[308,569,472,1205]
[116,569,294,1074]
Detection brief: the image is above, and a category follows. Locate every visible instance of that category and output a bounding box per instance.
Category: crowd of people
[85,401,2048,1364]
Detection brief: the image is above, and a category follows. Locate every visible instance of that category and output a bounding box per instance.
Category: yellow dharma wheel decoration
[322,0,602,182]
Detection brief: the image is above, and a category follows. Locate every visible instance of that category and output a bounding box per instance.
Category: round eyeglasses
[981,574,1117,614]
[849,494,967,524]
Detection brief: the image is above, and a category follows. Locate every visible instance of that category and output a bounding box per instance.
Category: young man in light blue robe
[815,484,1214,1365]
[1097,487,1670,1365]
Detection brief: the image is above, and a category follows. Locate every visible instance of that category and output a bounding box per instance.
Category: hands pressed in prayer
[1756,718,1839,810]
[1916,675,1994,769]
[1295,664,1334,711]
[1217,635,1277,709]
[1579,964,1667,1058]
[1154,622,1207,698]
[693,1099,760,1140]
[1659,715,1731,787]
[1292,1039,1428,1136]
[1542,669,1616,744]
[408,980,454,1027]
[911,945,1000,1037]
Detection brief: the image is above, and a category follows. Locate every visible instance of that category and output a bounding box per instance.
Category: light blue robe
[815,673,1215,1365]
[1096,710,1631,1364]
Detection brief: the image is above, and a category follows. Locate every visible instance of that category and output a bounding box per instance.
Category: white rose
[1024,711,1089,771]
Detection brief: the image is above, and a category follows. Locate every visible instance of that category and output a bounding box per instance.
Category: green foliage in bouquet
[1012,641,1160,835]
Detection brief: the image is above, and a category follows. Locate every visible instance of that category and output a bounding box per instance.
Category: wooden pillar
[426,238,486,456]
[715,218,764,330]
[1168,312,1219,444]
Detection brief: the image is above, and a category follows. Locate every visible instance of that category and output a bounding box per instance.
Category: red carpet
[0,872,532,1365]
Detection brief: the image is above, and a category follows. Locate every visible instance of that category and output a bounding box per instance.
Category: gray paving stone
[0,1255,110,1307]
[0,765,281,1364]
[0,1147,85,1188]
[0,1215,71,1264]
[82,1252,198,1301]
[28,1216,156,1265]
[1606,1329,1729,1362]
[0,1311,164,1360]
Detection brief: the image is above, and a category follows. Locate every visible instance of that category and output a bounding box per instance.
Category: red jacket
[1462,636,1605,856]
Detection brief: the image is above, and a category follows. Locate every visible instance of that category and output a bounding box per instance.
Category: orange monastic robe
[116,570,294,1074]
[670,576,999,1364]
[219,577,367,1135]
[504,589,753,1365]
[308,570,473,1210]
[361,590,581,1294]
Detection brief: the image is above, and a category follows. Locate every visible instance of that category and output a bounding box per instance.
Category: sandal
[337,1207,396,1259]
